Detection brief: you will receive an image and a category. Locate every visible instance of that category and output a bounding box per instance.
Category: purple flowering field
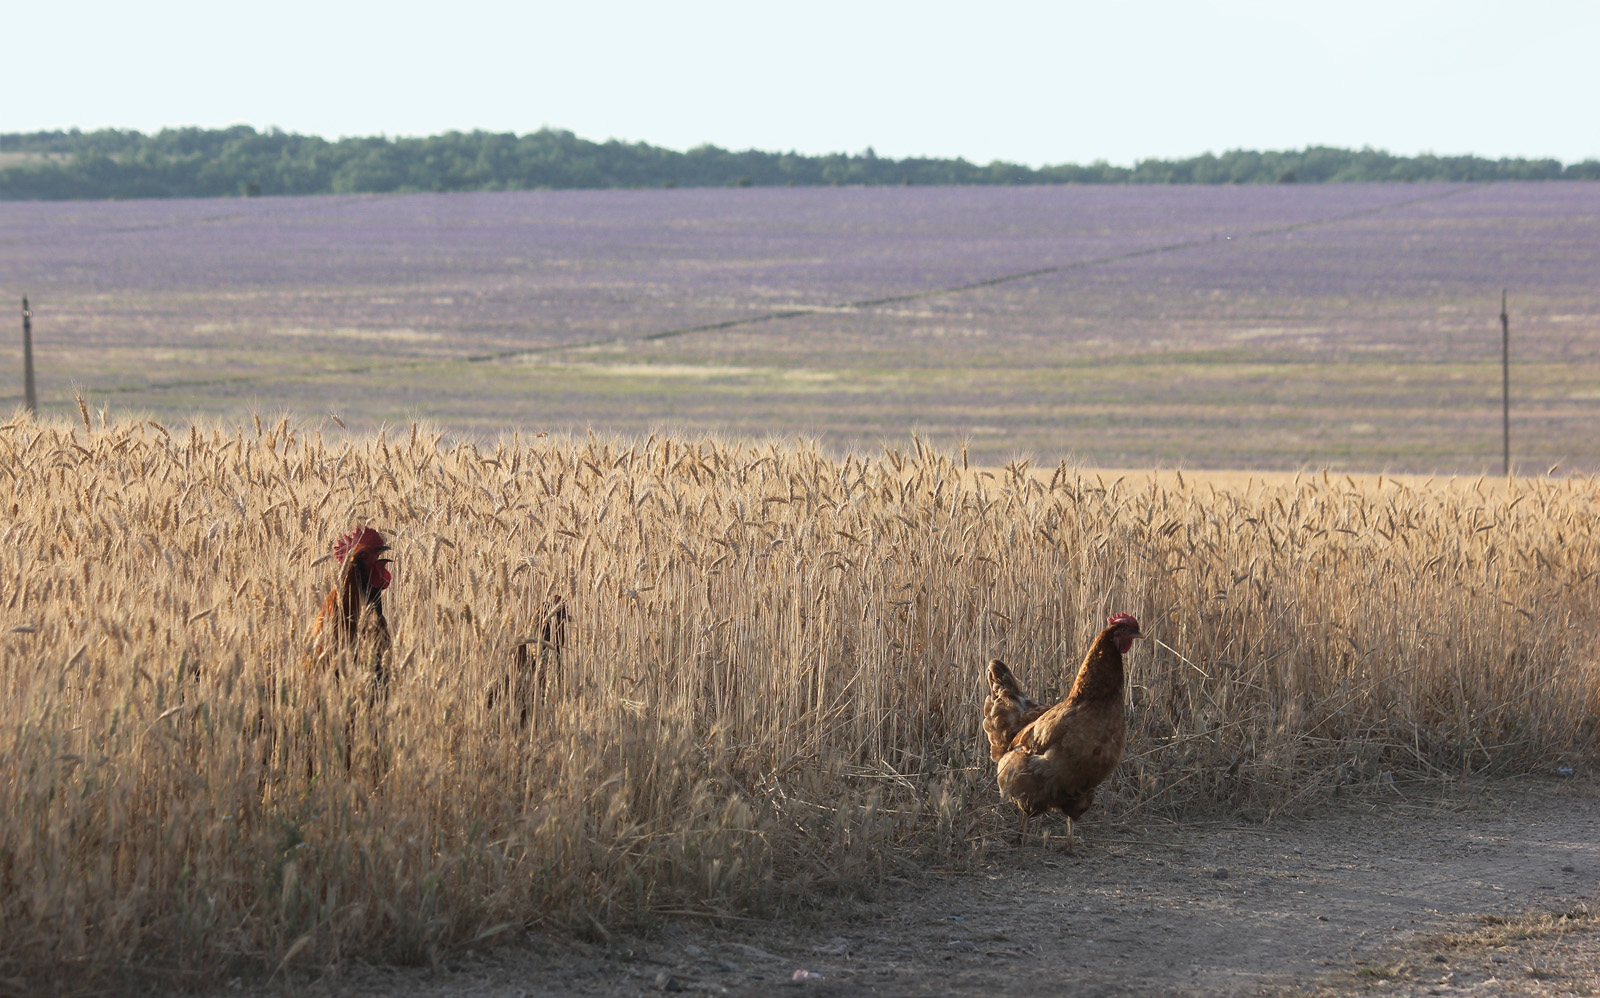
[1,183,1597,470]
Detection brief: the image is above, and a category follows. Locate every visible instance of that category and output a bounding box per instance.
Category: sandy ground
[236,777,1600,998]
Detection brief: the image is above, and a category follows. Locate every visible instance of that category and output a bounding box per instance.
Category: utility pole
[21,296,37,415]
[1500,290,1510,477]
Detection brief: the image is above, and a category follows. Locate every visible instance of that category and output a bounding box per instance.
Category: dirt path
[271,779,1599,998]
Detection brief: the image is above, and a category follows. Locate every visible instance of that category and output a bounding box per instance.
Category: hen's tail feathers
[987,659,1027,699]
[982,659,1046,762]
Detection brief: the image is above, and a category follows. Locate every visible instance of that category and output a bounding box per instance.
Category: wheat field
[2,411,1597,990]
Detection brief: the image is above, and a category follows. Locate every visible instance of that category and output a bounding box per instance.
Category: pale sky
[7,0,1596,166]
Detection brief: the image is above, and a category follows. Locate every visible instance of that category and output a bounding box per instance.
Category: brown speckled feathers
[982,659,1048,761]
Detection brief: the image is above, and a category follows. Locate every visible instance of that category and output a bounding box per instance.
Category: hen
[493,594,568,724]
[305,526,393,693]
[985,612,1142,844]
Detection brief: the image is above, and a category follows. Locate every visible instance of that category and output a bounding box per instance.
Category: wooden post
[1500,290,1510,477]
[21,296,37,415]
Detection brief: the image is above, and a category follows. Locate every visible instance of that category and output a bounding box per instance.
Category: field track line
[7,183,1480,407]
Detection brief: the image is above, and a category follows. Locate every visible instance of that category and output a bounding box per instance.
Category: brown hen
[493,594,568,724]
[988,612,1142,844]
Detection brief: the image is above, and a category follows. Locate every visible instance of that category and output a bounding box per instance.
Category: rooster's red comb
[1106,612,1140,630]
[333,526,387,562]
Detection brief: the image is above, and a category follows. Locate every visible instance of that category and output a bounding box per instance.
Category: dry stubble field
[3,182,1599,472]
[2,412,1598,995]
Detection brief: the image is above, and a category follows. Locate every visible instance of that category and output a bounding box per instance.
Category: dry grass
[2,412,1597,991]
[1460,907,1600,947]
[1309,906,1600,996]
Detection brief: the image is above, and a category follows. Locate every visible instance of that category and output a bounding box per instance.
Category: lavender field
[2,182,1597,470]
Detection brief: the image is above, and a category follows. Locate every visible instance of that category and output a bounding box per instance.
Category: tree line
[2,126,1596,200]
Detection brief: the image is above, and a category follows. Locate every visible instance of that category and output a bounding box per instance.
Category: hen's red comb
[333,526,387,563]
[1106,612,1140,630]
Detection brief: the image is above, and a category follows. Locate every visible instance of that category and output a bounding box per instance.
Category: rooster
[984,612,1142,844]
[305,526,393,693]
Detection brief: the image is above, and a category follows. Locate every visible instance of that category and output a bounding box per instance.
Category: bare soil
[234,778,1599,998]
